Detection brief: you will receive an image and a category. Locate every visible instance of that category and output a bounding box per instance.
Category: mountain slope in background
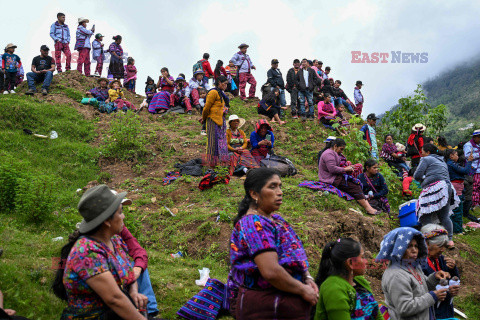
[422,56,480,144]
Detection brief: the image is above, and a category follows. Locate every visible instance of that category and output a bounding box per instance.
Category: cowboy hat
[193,70,205,76]
[175,76,185,82]
[78,17,89,24]
[77,185,127,233]
[472,129,480,136]
[412,123,426,132]
[227,115,245,129]
[238,43,249,49]
[4,43,17,50]
[324,136,337,143]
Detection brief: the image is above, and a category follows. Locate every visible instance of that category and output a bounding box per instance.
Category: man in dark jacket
[266,59,286,109]
[294,58,318,120]
[331,80,356,114]
[286,59,300,118]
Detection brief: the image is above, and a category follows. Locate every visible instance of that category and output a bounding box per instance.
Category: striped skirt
[148,91,171,113]
[205,118,228,167]
[416,180,460,220]
[473,173,480,206]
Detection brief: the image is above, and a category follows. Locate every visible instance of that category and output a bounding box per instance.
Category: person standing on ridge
[74,17,94,76]
[50,12,71,73]
[231,43,257,101]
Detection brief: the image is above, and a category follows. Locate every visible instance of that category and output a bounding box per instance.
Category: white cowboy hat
[324,136,337,143]
[78,17,89,24]
[227,115,245,129]
[472,129,480,136]
[412,123,426,132]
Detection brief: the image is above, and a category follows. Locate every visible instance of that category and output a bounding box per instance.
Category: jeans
[398,162,410,172]
[137,269,159,315]
[333,97,355,114]
[289,88,299,115]
[419,203,453,240]
[26,71,53,90]
[298,90,313,117]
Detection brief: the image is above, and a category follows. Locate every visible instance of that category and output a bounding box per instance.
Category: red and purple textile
[299,180,355,201]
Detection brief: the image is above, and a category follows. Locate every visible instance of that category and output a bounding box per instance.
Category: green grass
[0,87,479,319]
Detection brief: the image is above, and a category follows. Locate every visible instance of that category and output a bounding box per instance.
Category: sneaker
[9,90,16,94]
[200,130,207,136]
[42,88,48,96]
[93,72,100,77]
[26,89,36,95]
[292,115,298,119]
[194,104,201,110]
[3,91,9,95]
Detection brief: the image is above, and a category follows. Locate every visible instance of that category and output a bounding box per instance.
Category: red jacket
[201,59,214,78]
[120,226,148,270]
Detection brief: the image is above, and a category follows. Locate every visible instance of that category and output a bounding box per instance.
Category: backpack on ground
[192,60,204,74]
[260,155,297,177]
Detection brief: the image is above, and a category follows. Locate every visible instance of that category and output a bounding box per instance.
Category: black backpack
[260,155,297,177]
[406,135,420,157]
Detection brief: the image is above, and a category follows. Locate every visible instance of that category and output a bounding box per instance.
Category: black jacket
[331,86,349,100]
[321,79,335,97]
[286,67,298,92]
[267,68,285,89]
[294,67,318,91]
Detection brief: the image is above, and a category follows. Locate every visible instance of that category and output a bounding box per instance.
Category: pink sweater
[318,149,345,184]
[318,101,337,119]
[120,226,148,270]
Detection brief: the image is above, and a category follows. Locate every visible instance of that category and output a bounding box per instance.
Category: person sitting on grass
[86,78,109,101]
[227,114,259,175]
[318,138,380,215]
[380,134,409,177]
[186,70,210,112]
[52,185,148,320]
[169,76,193,114]
[358,159,390,214]
[250,119,275,164]
[106,80,136,112]
[25,45,55,96]
[317,93,347,136]
[314,238,383,320]
[144,76,156,105]
[257,88,287,125]
[156,67,174,93]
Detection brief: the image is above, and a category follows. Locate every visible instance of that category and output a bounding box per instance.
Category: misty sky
[4,0,480,115]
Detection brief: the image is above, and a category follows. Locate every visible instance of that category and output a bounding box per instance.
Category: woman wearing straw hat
[407,123,426,169]
[227,114,259,175]
[52,185,148,319]
[74,17,94,76]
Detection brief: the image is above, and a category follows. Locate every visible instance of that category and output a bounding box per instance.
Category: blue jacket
[446,159,472,181]
[50,21,70,43]
[358,173,388,198]
[250,130,274,150]
[422,255,459,319]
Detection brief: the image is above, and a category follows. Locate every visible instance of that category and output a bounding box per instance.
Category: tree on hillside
[379,85,447,143]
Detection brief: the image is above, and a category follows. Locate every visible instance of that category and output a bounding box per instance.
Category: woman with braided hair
[228,168,317,319]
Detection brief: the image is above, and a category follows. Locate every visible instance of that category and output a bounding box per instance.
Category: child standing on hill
[92,33,105,77]
[124,57,137,93]
[360,113,379,159]
[2,44,21,94]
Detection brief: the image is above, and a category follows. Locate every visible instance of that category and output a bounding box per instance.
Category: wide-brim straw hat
[227,115,245,129]
[77,185,126,233]
[412,123,426,132]
[78,17,89,24]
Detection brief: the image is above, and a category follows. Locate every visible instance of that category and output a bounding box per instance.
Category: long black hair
[437,136,448,148]
[214,60,224,78]
[364,159,377,171]
[318,138,346,164]
[233,168,279,225]
[444,148,457,162]
[51,211,116,300]
[315,238,362,288]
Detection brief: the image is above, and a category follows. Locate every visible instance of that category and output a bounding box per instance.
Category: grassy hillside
[1,71,479,319]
